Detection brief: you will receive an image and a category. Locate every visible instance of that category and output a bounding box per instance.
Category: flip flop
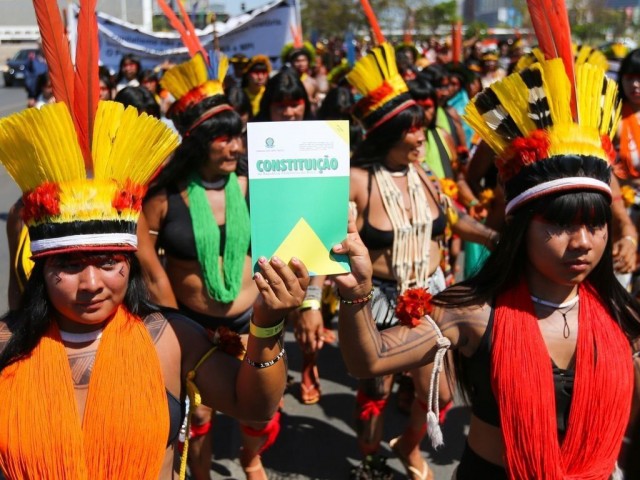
[389,437,433,480]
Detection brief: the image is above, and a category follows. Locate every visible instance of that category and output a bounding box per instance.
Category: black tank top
[459,307,575,435]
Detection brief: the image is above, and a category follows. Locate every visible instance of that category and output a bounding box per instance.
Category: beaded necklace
[187,172,250,303]
[373,163,432,292]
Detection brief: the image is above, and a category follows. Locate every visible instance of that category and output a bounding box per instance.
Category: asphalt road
[0,78,463,479]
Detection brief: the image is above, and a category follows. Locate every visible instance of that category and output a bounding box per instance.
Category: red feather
[175,0,208,63]
[32,0,75,111]
[156,0,200,58]
[359,0,385,46]
[74,0,99,170]
[526,0,577,120]
[451,21,462,64]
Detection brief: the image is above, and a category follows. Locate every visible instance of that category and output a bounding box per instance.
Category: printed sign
[248,121,351,276]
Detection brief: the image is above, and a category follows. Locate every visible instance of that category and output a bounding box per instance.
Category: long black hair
[351,103,425,168]
[154,94,244,187]
[618,48,640,102]
[434,156,640,337]
[0,253,157,372]
[116,53,142,84]
[406,74,438,129]
[254,67,313,121]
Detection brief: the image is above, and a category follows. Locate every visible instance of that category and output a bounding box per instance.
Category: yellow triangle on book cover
[272,218,348,275]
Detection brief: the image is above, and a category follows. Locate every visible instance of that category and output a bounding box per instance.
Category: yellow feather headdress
[346,43,416,133]
[465,57,620,214]
[157,0,230,119]
[0,1,179,257]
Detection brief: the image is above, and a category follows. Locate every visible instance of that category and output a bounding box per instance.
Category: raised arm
[332,214,462,378]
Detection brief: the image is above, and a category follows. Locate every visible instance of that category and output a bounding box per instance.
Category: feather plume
[175,0,208,63]
[526,0,576,119]
[156,0,200,58]
[73,0,99,171]
[451,21,462,64]
[32,0,75,113]
[92,102,179,185]
[359,0,385,45]
[0,103,84,192]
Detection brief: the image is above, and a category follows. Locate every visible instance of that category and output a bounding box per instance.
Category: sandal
[349,454,394,480]
[242,458,268,480]
[389,437,433,480]
[300,354,321,405]
[240,448,268,480]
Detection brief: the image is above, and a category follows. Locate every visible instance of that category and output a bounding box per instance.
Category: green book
[248,120,351,276]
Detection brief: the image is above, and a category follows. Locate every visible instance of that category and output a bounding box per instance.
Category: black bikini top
[459,307,575,435]
[358,170,446,251]
[157,183,249,261]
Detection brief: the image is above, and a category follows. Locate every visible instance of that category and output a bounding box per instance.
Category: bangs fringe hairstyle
[351,103,425,167]
[0,254,157,373]
[618,48,640,102]
[254,67,313,121]
[157,94,244,187]
[434,166,640,400]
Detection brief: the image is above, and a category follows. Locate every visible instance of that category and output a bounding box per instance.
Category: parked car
[3,48,39,87]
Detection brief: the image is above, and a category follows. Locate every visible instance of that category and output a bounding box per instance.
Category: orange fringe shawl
[0,306,169,479]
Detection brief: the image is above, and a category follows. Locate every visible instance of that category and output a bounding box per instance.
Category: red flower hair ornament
[395,288,433,328]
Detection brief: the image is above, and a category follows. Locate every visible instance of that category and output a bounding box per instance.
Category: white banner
[77,0,295,74]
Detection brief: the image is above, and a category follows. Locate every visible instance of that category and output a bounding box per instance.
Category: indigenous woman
[0,3,304,480]
[115,53,142,92]
[254,67,313,122]
[136,39,281,480]
[281,40,319,113]
[242,55,272,117]
[345,43,497,480]
[335,9,640,479]
[255,67,327,406]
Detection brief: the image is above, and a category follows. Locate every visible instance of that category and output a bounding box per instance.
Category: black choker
[200,176,229,190]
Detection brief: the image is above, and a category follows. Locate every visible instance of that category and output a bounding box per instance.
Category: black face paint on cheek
[54,273,62,284]
[119,266,125,277]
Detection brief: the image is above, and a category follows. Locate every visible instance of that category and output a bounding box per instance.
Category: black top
[459,307,575,435]
[158,183,250,261]
[166,389,183,446]
[358,170,446,251]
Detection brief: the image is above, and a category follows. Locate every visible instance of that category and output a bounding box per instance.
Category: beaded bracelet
[245,347,286,369]
[249,318,285,338]
[339,288,375,305]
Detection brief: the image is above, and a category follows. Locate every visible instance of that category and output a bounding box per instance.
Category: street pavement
[0,76,464,479]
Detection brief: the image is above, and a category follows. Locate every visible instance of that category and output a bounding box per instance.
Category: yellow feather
[463,103,509,156]
[346,43,405,96]
[0,103,84,192]
[489,73,537,137]
[160,53,209,100]
[92,101,179,185]
[537,60,572,125]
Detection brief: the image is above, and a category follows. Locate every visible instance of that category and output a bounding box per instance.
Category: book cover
[247,120,351,276]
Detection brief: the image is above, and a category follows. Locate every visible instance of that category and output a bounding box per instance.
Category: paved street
[0,68,464,479]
